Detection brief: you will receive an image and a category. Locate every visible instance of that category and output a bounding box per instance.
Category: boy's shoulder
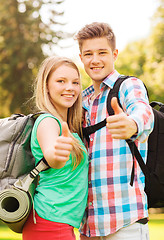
[82,85,94,98]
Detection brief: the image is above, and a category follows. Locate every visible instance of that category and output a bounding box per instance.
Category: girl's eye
[57,80,64,83]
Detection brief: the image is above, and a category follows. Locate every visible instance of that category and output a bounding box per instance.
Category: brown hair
[75,22,116,52]
[34,56,84,168]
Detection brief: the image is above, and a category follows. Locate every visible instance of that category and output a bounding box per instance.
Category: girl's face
[47,64,80,118]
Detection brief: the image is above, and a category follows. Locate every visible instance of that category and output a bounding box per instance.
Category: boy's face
[80,37,118,84]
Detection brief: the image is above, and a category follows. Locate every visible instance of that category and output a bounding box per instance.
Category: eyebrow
[83,48,108,53]
[57,77,80,81]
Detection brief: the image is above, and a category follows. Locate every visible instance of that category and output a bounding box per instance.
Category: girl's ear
[79,53,82,61]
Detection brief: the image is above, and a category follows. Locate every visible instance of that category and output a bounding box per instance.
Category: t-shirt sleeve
[31,113,62,163]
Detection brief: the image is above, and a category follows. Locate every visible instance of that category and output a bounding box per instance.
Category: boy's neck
[91,69,114,96]
[92,80,102,97]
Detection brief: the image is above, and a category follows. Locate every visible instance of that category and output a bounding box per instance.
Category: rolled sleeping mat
[0,159,49,233]
[0,179,36,233]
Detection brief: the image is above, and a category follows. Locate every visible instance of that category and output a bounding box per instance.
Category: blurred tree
[0,0,69,117]
[115,40,147,78]
[141,0,164,102]
[79,67,92,90]
[116,0,164,102]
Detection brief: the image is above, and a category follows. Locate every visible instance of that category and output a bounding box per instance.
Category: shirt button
[90,138,93,142]
[89,202,92,206]
[89,181,91,184]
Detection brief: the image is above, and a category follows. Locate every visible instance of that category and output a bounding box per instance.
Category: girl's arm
[37,117,73,169]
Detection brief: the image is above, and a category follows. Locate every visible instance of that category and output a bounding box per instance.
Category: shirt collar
[82,69,121,110]
[101,69,121,89]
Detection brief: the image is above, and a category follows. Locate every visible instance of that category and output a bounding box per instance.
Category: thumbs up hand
[106,97,137,139]
[53,122,73,165]
[111,97,123,115]
[61,122,70,137]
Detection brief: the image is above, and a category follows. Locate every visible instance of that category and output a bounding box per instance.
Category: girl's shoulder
[34,113,62,135]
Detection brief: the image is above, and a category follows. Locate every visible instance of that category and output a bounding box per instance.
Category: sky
[46,0,159,64]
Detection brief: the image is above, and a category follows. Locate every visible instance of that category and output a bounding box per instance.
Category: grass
[0,214,164,240]
[148,214,164,240]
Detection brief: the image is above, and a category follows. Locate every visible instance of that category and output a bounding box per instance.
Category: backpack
[83,75,164,209]
[0,112,49,233]
[0,113,43,190]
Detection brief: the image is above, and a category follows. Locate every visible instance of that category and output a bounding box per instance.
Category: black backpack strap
[126,140,150,185]
[83,119,107,136]
[107,75,130,115]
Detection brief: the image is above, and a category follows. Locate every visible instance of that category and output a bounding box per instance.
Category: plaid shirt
[80,70,154,237]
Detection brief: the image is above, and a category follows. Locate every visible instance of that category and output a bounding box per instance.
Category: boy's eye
[73,81,79,85]
[84,53,92,56]
[100,51,107,55]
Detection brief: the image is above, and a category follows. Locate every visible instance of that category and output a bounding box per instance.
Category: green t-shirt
[31,114,88,228]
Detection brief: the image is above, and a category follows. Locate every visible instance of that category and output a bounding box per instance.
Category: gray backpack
[0,112,49,233]
[0,113,42,190]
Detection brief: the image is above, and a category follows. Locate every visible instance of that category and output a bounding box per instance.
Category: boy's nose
[91,53,100,63]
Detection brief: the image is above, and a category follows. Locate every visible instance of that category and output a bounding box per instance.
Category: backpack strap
[14,158,50,192]
[82,119,107,136]
[106,75,137,185]
[126,140,150,183]
[107,75,130,115]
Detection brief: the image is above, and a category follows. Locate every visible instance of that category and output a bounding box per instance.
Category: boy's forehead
[81,37,111,52]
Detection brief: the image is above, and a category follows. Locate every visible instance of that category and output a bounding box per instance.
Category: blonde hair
[75,22,116,52]
[34,56,84,168]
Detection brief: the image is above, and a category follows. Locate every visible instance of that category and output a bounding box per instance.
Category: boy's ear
[113,49,118,61]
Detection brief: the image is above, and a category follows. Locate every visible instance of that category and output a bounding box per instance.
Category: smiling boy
[75,22,154,240]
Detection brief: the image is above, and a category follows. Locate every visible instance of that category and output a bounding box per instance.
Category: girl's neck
[55,107,68,122]
[59,111,67,122]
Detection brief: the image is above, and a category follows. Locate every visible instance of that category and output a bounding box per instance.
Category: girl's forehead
[49,65,79,79]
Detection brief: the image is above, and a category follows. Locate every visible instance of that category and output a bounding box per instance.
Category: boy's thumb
[61,122,69,137]
[111,97,123,115]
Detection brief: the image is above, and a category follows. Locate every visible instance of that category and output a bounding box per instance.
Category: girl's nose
[66,82,74,90]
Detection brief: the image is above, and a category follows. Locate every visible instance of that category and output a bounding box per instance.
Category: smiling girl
[22,56,88,240]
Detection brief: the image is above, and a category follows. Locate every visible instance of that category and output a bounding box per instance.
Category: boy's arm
[106,97,138,139]
[106,77,154,142]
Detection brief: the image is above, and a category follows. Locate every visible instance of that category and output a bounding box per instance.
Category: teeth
[63,95,73,98]
[92,67,102,70]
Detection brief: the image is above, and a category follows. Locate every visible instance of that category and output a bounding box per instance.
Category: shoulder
[34,113,62,136]
[82,85,94,98]
[119,76,147,96]
[120,76,145,89]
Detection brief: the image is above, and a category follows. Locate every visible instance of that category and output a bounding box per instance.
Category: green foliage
[0,0,68,117]
[116,0,164,103]
[115,40,147,77]
[79,67,92,90]
[0,0,164,116]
